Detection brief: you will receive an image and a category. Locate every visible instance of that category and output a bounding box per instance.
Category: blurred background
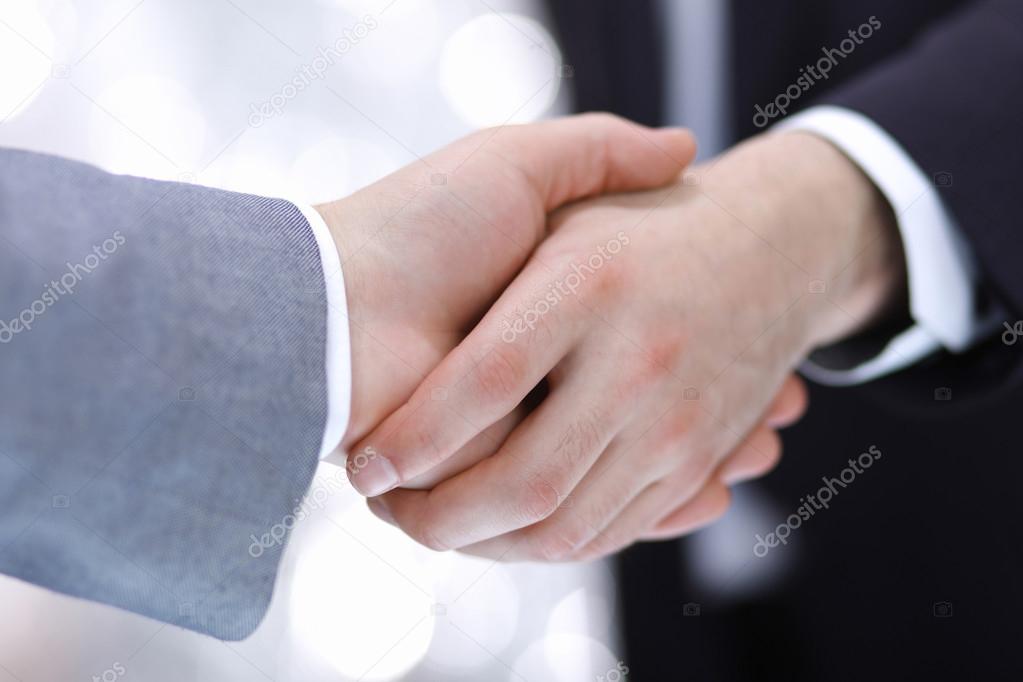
[0,1,632,680]
[7,1,1020,681]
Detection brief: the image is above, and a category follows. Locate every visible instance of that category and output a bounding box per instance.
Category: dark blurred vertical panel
[545,0,664,126]
[548,0,1023,678]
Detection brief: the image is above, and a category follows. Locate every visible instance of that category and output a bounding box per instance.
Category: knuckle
[625,336,686,395]
[572,259,627,307]
[516,476,562,525]
[656,410,697,452]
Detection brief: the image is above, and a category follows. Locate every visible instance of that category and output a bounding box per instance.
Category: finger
[364,368,627,551]
[348,261,590,496]
[457,384,793,560]
[641,425,781,542]
[765,374,808,428]
[401,405,524,489]
[456,403,703,561]
[454,439,649,562]
[481,113,696,210]
[569,450,724,560]
[639,480,732,541]
[718,426,782,485]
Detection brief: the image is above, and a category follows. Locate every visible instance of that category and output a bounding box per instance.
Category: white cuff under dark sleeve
[775,105,994,385]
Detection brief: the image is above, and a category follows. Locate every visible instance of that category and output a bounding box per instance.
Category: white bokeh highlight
[439,13,562,127]
[289,506,435,681]
[88,75,208,178]
[0,3,55,121]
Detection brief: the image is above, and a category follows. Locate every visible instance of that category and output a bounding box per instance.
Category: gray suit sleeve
[0,148,329,640]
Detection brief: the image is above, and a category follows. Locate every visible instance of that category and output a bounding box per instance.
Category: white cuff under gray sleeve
[775,105,992,385]
[292,201,352,459]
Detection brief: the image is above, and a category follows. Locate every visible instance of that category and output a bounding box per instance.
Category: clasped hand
[319,113,898,561]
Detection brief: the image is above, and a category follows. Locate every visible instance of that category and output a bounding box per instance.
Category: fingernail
[352,455,399,496]
[368,497,395,524]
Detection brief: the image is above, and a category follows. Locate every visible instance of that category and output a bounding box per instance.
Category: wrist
[703,132,904,356]
[779,131,904,348]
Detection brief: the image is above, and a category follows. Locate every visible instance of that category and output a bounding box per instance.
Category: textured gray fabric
[0,148,328,640]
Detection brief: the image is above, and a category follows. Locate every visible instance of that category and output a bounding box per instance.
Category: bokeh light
[439,13,562,127]
[88,74,208,178]
[425,558,520,673]
[0,2,55,121]
[289,507,435,681]
[511,632,619,682]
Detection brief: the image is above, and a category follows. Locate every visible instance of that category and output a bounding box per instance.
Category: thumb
[479,112,696,210]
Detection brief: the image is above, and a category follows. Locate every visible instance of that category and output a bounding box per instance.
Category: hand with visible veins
[351,131,902,561]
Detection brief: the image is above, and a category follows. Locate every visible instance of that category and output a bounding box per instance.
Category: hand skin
[316,114,697,485]
[354,130,904,561]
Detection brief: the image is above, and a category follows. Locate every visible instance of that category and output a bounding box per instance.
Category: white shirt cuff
[774,105,988,385]
[291,201,352,459]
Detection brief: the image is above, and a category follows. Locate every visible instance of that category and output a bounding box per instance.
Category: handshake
[320,113,901,562]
